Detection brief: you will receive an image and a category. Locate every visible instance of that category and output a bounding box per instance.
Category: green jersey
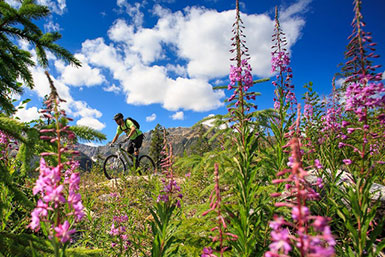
[116,119,142,140]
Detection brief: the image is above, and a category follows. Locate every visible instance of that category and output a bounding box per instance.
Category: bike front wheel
[137,155,155,176]
[103,155,126,179]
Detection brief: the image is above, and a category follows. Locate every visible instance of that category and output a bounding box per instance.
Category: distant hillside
[75,125,214,171]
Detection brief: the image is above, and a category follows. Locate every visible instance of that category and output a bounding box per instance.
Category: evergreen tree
[149,124,165,167]
[0,0,81,115]
[190,124,212,156]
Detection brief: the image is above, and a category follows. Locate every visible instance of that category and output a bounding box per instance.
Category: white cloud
[163,78,224,111]
[81,38,126,73]
[175,8,233,79]
[76,117,106,131]
[279,0,311,21]
[108,19,135,43]
[146,113,157,122]
[166,64,187,77]
[103,84,121,93]
[121,65,169,105]
[77,2,307,112]
[55,54,106,87]
[116,0,145,28]
[382,71,385,80]
[171,111,184,120]
[37,0,67,15]
[44,19,61,32]
[4,0,21,8]
[14,105,40,123]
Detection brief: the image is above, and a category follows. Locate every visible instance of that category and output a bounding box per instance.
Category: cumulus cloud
[103,84,121,93]
[116,0,145,28]
[76,117,106,130]
[77,2,307,113]
[14,105,40,123]
[146,113,157,122]
[279,0,311,21]
[163,78,224,111]
[108,19,135,43]
[38,0,67,15]
[55,54,106,87]
[44,19,61,32]
[171,111,184,120]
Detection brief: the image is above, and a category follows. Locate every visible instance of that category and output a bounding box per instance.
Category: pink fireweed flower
[202,164,237,256]
[268,228,292,255]
[271,7,297,111]
[292,206,310,221]
[157,143,183,207]
[54,220,76,243]
[108,215,132,253]
[266,137,335,256]
[43,184,66,205]
[201,247,216,257]
[314,159,323,169]
[343,159,352,165]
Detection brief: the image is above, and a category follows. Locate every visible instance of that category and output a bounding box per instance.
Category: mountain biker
[110,113,143,166]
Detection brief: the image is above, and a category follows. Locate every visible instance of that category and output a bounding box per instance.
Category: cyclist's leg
[132,134,144,166]
[127,140,135,155]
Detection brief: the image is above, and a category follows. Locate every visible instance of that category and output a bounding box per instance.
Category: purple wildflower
[201,247,216,257]
[314,159,323,169]
[54,221,76,243]
[271,7,297,111]
[343,159,352,165]
[28,72,84,248]
[267,137,335,256]
[202,164,237,256]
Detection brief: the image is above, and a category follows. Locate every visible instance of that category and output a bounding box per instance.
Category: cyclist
[110,113,144,166]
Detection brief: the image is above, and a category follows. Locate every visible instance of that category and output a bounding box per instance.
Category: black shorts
[127,134,144,154]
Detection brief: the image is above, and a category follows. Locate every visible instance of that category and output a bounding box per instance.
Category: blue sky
[7,0,385,145]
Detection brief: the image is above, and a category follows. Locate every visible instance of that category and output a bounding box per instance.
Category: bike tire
[138,155,155,175]
[103,155,126,180]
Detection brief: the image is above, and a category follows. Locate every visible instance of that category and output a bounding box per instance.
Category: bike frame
[113,143,135,168]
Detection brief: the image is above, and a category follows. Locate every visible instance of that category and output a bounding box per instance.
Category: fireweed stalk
[271,6,297,114]
[227,0,258,140]
[108,214,132,256]
[201,163,238,257]
[223,1,265,256]
[28,72,84,256]
[268,6,298,175]
[266,136,335,257]
[333,0,385,254]
[301,82,323,163]
[150,133,182,257]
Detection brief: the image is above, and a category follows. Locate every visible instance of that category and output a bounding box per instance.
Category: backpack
[120,117,140,131]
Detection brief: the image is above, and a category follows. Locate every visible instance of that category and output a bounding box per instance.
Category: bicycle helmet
[113,113,123,120]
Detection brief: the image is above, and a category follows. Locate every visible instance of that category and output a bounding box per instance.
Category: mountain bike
[103,140,156,180]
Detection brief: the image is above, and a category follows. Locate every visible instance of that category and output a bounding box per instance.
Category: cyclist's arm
[111,133,119,144]
[126,126,136,139]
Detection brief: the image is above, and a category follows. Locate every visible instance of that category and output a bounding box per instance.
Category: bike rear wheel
[138,155,155,175]
[103,155,126,179]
